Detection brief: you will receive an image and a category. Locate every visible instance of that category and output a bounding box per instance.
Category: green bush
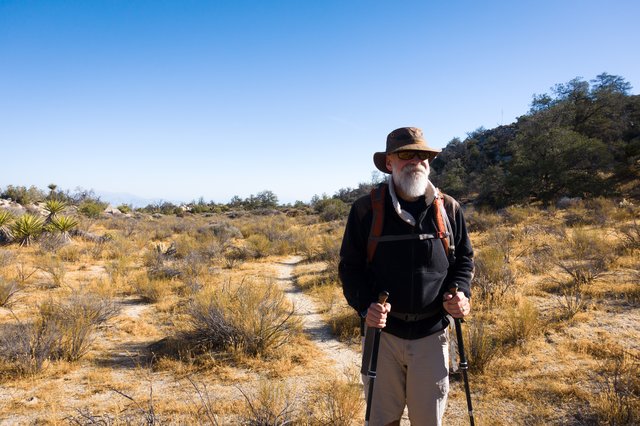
[78,199,108,218]
[0,185,45,205]
[314,197,350,222]
[117,204,132,214]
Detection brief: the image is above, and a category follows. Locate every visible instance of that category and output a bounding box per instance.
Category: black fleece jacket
[338,184,474,339]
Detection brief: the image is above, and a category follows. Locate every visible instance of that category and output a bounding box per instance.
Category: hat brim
[373,146,441,174]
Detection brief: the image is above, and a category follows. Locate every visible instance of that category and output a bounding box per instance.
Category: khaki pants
[362,329,449,426]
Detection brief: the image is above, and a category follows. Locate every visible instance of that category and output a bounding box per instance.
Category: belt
[388,309,441,322]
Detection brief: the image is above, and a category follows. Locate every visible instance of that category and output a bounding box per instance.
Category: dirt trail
[275,256,411,424]
[274,256,360,376]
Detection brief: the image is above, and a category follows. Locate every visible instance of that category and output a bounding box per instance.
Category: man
[339,127,474,426]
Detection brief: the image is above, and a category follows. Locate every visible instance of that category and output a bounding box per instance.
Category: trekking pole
[364,291,389,425]
[450,287,475,426]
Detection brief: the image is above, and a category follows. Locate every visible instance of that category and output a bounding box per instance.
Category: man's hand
[443,290,471,319]
[365,301,391,328]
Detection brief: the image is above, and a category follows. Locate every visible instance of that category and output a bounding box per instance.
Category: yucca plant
[46,215,79,242]
[0,210,14,243]
[43,199,67,222]
[11,214,44,246]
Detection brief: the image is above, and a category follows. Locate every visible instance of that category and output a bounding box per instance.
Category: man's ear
[385,155,393,172]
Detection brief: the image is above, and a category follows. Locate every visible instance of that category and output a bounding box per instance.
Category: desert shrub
[117,204,133,214]
[38,293,119,361]
[562,198,615,227]
[239,216,298,252]
[557,279,588,319]
[503,205,537,226]
[548,228,616,307]
[465,317,501,373]
[465,207,503,233]
[239,380,298,425]
[522,243,555,274]
[78,199,108,218]
[484,227,517,262]
[186,277,300,357]
[176,252,208,284]
[0,277,20,308]
[143,244,181,280]
[618,220,640,254]
[198,221,243,244]
[166,235,195,259]
[310,376,364,425]
[148,220,174,240]
[105,256,132,286]
[246,233,271,258]
[14,262,37,285]
[102,216,138,238]
[57,244,82,262]
[269,237,294,256]
[132,274,171,303]
[329,308,361,343]
[11,213,44,246]
[566,228,615,263]
[316,234,341,285]
[592,352,640,425]
[562,202,591,227]
[38,233,68,253]
[222,245,253,269]
[472,246,515,306]
[0,249,15,268]
[584,197,617,225]
[500,298,541,346]
[37,255,67,288]
[0,293,118,373]
[0,321,60,374]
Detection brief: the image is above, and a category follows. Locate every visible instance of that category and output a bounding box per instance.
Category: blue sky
[1,1,639,205]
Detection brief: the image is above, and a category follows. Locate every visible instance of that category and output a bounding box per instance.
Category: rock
[103,205,123,215]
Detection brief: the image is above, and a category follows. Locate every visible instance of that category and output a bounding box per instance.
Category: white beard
[393,164,429,198]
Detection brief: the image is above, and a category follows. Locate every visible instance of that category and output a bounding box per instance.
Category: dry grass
[0,203,638,424]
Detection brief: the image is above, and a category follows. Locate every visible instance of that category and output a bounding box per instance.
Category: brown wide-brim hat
[373,127,441,174]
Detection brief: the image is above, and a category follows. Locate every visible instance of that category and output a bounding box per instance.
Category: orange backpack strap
[433,192,455,258]
[367,184,387,263]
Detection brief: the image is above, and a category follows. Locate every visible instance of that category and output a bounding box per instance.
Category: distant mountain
[94,190,166,208]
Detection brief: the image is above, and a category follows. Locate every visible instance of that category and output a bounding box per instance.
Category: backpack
[366,183,456,264]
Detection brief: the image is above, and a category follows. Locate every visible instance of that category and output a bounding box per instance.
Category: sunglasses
[395,151,432,161]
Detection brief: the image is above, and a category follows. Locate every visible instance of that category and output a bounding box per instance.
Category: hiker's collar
[388,177,438,225]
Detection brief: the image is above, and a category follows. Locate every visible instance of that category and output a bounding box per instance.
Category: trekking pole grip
[378,291,389,305]
[449,286,464,323]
